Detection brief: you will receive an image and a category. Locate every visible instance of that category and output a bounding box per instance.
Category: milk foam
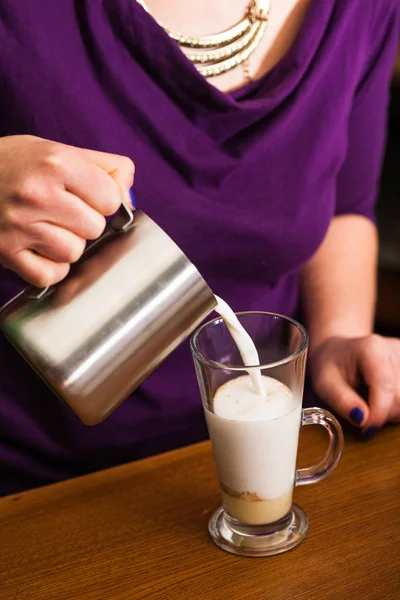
[213,296,264,396]
[206,375,301,500]
[212,374,293,421]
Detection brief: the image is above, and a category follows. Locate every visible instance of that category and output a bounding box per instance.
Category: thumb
[318,369,370,428]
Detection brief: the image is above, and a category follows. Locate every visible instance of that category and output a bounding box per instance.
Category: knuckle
[364,334,385,357]
[31,142,69,183]
[15,177,56,211]
[15,177,42,205]
[1,204,20,228]
[40,143,69,173]
[42,151,66,175]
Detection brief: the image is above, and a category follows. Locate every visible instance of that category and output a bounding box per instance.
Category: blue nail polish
[349,407,364,425]
[129,188,136,209]
[363,426,378,440]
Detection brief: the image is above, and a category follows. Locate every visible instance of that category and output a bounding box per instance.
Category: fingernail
[129,188,136,209]
[349,407,364,426]
[363,426,378,440]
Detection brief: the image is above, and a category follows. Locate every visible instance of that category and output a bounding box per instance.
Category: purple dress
[0,0,398,494]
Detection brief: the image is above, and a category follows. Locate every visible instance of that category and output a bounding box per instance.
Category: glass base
[208,504,308,557]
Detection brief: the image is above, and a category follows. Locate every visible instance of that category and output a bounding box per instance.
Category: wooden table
[1,425,400,600]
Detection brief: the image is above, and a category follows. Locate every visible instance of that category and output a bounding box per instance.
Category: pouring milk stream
[213,296,264,396]
[210,296,301,525]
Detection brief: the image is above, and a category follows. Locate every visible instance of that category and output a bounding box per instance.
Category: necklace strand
[136,0,271,78]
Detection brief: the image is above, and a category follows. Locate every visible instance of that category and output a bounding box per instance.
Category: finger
[43,151,127,216]
[29,222,86,264]
[315,367,370,427]
[11,249,70,287]
[365,379,394,429]
[358,337,396,428]
[41,190,106,240]
[81,148,135,192]
[77,147,135,210]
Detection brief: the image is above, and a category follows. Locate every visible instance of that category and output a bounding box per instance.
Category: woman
[0,0,399,495]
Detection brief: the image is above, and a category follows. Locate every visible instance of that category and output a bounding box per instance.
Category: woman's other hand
[310,334,400,435]
[0,135,134,287]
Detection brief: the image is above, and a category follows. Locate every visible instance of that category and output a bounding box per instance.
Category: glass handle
[295,407,344,487]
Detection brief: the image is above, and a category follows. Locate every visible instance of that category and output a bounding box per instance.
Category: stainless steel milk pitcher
[0,201,216,425]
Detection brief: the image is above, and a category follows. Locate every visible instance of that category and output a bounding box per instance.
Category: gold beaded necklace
[136,0,271,79]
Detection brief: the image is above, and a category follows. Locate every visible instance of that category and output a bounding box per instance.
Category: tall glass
[191,312,344,557]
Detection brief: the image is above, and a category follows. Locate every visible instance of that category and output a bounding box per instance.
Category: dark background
[375,51,400,338]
